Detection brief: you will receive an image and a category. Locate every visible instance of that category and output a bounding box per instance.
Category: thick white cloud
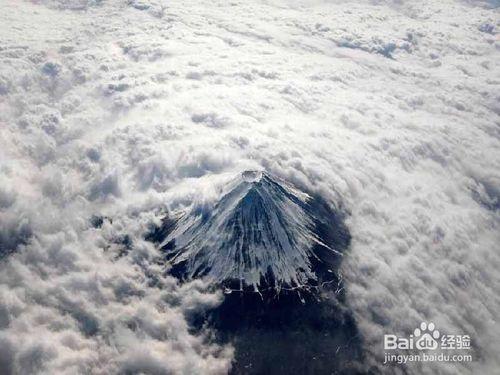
[0,0,498,374]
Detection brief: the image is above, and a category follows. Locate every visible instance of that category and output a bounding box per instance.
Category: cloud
[0,0,498,373]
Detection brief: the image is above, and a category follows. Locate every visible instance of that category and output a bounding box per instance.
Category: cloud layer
[0,0,499,373]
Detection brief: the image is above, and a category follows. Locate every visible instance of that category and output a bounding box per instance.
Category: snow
[0,0,499,374]
[156,171,346,290]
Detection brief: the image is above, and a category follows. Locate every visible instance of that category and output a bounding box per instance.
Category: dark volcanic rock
[147,171,366,374]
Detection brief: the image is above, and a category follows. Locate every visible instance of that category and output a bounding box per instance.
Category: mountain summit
[151,171,350,292]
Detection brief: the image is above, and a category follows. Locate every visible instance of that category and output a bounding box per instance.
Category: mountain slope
[153,171,350,292]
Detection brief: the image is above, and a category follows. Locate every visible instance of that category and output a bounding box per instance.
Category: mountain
[149,171,350,293]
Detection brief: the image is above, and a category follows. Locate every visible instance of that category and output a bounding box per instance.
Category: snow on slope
[154,171,348,291]
[0,0,499,374]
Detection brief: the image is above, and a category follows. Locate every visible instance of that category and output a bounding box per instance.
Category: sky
[0,0,499,374]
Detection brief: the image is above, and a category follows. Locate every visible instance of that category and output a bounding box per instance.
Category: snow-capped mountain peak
[155,171,350,292]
